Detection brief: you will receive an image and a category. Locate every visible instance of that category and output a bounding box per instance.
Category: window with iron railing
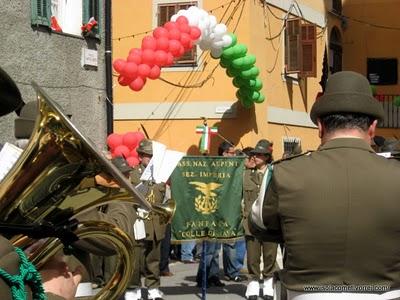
[376,95,400,128]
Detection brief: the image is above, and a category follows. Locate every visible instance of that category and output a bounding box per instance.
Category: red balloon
[123,132,139,149]
[130,148,138,158]
[165,53,174,66]
[129,48,142,56]
[107,133,123,150]
[126,156,140,167]
[178,45,185,57]
[113,145,130,158]
[189,26,201,40]
[141,49,155,66]
[122,62,138,78]
[154,50,168,66]
[176,16,189,25]
[168,28,181,41]
[141,36,157,50]
[153,27,169,39]
[164,21,178,31]
[169,40,182,57]
[118,75,132,86]
[178,23,190,34]
[127,53,142,65]
[113,59,126,73]
[137,64,151,78]
[180,33,192,49]
[148,65,161,80]
[129,77,146,91]
[136,131,145,142]
[156,37,170,51]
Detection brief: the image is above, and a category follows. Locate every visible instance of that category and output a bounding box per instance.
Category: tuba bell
[0,82,153,299]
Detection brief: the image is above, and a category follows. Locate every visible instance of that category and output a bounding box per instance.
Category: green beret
[310,71,384,124]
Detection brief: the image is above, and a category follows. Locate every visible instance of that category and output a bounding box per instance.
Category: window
[31,0,100,37]
[282,137,301,155]
[332,0,342,14]
[284,18,317,77]
[367,58,398,85]
[157,1,197,67]
[329,27,342,74]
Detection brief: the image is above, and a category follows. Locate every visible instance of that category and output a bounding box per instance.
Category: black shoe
[232,275,247,282]
[262,296,273,300]
[208,276,225,287]
[247,296,258,300]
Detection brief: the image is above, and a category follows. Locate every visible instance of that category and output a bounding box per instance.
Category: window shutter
[285,18,301,73]
[31,0,51,27]
[83,0,100,36]
[300,23,316,77]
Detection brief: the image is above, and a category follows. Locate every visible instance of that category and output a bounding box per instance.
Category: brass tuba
[0,82,153,299]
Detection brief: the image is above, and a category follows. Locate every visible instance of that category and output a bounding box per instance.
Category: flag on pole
[196,124,218,154]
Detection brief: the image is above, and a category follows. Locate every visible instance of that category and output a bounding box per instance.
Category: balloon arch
[113,6,264,109]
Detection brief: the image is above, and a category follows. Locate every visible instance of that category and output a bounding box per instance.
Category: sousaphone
[0,82,152,299]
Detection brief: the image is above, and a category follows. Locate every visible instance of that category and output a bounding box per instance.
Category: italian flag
[196,125,218,154]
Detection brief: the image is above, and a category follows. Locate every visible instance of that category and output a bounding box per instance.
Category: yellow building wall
[342,0,400,138]
[113,0,326,157]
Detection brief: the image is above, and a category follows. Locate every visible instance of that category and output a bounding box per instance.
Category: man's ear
[317,118,324,139]
[368,120,378,139]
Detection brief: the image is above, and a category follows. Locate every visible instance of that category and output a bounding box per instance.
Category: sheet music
[140,141,184,183]
[0,142,23,182]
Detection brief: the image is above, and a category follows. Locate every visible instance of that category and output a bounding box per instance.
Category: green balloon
[251,91,260,101]
[233,77,244,88]
[240,66,259,79]
[220,57,231,68]
[232,55,255,71]
[240,97,254,109]
[222,47,236,60]
[370,85,377,96]
[253,93,265,104]
[253,78,263,91]
[394,95,400,107]
[233,44,247,59]
[244,54,256,66]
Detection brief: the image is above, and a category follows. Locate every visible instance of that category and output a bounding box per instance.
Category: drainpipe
[105,0,113,134]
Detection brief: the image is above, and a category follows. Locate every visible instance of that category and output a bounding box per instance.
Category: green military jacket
[242,168,265,236]
[250,138,400,292]
[130,164,167,241]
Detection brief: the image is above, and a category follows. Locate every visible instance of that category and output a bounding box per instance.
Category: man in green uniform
[250,71,400,299]
[126,139,166,300]
[243,139,277,300]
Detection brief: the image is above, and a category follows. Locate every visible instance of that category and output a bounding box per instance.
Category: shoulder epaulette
[271,150,314,165]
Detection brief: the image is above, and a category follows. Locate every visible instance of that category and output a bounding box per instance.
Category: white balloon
[209,15,217,29]
[214,23,227,37]
[212,40,225,48]
[209,33,216,40]
[210,47,223,58]
[222,34,233,47]
[171,14,178,22]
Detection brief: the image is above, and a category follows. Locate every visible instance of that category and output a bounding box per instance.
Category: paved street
[159,260,248,300]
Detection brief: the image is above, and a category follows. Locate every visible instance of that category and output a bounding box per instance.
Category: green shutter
[82,0,100,36]
[31,0,51,27]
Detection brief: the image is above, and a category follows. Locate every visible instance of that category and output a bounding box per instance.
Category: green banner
[171,156,244,241]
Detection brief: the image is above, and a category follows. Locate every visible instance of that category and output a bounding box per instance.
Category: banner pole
[202,240,207,300]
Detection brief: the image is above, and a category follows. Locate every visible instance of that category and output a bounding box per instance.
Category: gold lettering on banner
[190,181,222,214]
[199,172,231,179]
